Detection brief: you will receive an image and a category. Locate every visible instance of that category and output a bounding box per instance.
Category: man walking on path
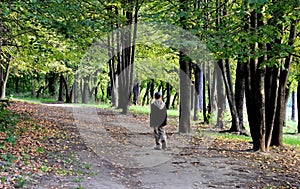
[150,92,167,150]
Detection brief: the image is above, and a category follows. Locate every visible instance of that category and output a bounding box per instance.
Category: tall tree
[244,0,299,151]
[179,0,192,133]
[114,0,140,114]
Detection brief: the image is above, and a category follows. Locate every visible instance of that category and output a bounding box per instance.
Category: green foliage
[135,44,180,89]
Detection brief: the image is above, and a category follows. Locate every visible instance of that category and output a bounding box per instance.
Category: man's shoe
[162,140,167,150]
[154,145,161,150]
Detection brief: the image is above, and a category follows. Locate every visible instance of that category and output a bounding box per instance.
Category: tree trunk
[272,87,289,146]
[297,81,300,133]
[166,83,171,109]
[211,65,217,112]
[256,55,267,152]
[108,5,118,107]
[216,62,226,128]
[112,76,119,107]
[265,66,279,150]
[218,59,240,132]
[133,82,140,105]
[0,57,11,99]
[172,92,178,109]
[142,81,150,106]
[82,76,90,104]
[58,73,64,102]
[150,79,155,99]
[36,85,46,98]
[203,63,208,123]
[62,74,72,103]
[47,72,57,98]
[292,91,296,121]
[246,7,268,152]
[207,63,212,121]
[116,0,139,114]
[193,65,200,121]
[191,84,194,111]
[246,57,260,151]
[179,51,191,133]
[271,18,298,146]
[235,59,246,131]
[73,70,79,103]
[199,69,204,111]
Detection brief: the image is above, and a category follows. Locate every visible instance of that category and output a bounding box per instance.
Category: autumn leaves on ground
[1,101,300,188]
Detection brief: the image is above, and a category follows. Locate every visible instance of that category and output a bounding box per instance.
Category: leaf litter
[1,101,300,188]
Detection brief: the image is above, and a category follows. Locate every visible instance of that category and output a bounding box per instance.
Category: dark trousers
[154,126,166,145]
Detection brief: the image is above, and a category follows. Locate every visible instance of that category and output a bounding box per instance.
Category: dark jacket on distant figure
[150,99,167,128]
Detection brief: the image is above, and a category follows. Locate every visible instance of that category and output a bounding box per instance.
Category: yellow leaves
[1,101,83,188]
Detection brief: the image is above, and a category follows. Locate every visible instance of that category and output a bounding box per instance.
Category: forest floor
[1,101,300,189]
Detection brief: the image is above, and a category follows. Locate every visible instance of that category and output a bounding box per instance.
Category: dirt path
[39,104,260,189]
[5,101,299,189]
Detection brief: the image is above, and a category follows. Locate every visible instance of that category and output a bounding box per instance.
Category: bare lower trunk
[58,73,64,102]
[179,51,191,133]
[73,71,79,103]
[203,63,208,123]
[172,92,178,109]
[292,91,296,121]
[199,69,204,111]
[256,56,266,152]
[82,76,90,104]
[216,63,226,128]
[142,81,150,106]
[218,59,240,131]
[265,67,279,151]
[62,75,72,103]
[133,82,140,105]
[0,62,11,99]
[193,65,200,121]
[271,18,298,146]
[235,59,246,131]
[166,83,171,109]
[298,83,300,133]
[47,72,57,98]
[150,79,155,99]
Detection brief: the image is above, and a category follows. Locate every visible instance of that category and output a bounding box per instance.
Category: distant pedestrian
[150,92,167,150]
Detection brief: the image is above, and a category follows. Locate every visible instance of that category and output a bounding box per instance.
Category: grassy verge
[12,96,59,103]
[12,97,300,147]
[130,105,179,117]
[204,130,300,147]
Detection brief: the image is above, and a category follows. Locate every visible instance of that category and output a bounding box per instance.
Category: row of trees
[1,0,299,152]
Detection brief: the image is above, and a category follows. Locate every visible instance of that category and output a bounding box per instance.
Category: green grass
[13,97,112,108]
[204,129,300,147]
[205,131,252,142]
[11,97,300,147]
[13,97,57,103]
[283,135,300,146]
[284,120,298,134]
[130,105,179,117]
